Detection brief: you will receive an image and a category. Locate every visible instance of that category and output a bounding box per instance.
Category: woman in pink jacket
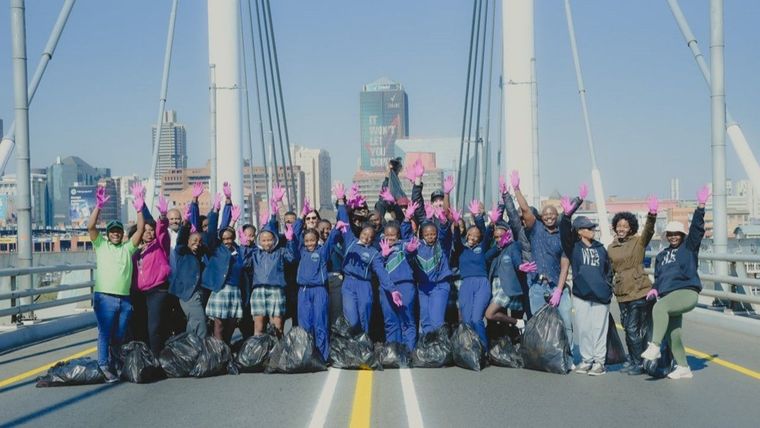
[131,190,173,355]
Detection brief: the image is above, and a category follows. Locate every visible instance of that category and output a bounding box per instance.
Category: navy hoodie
[337,204,396,292]
[560,214,613,304]
[411,218,453,284]
[452,215,494,279]
[488,241,524,297]
[654,207,705,296]
[251,227,296,288]
[295,227,340,287]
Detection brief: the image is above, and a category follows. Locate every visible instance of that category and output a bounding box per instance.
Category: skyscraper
[291,145,332,211]
[152,110,187,182]
[46,156,110,227]
[359,78,408,172]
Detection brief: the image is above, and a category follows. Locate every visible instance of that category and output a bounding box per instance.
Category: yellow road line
[614,323,760,381]
[0,346,97,389]
[349,370,373,428]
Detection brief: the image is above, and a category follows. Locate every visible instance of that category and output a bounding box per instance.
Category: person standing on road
[88,183,144,383]
[641,186,709,380]
[607,197,658,375]
[559,185,613,376]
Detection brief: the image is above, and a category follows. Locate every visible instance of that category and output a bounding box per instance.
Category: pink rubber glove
[450,207,462,224]
[510,170,520,191]
[349,195,367,209]
[379,238,392,257]
[231,205,241,223]
[697,185,711,205]
[237,228,250,246]
[404,165,417,183]
[380,188,395,204]
[156,195,169,216]
[468,199,481,216]
[301,198,312,218]
[498,229,513,247]
[443,176,455,194]
[579,183,589,200]
[414,159,425,180]
[212,193,222,212]
[335,220,349,233]
[190,224,197,233]
[223,181,232,199]
[130,182,145,201]
[192,182,204,199]
[272,183,286,203]
[424,203,435,219]
[646,289,659,301]
[519,261,537,273]
[488,204,501,224]
[560,196,573,214]
[183,203,192,222]
[435,207,448,223]
[405,236,420,253]
[132,193,144,212]
[332,182,346,200]
[259,207,270,227]
[284,223,295,241]
[498,176,508,195]
[95,186,110,209]
[549,288,562,307]
[391,291,403,307]
[647,195,659,215]
[404,201,418,221]
[270,200,279,218]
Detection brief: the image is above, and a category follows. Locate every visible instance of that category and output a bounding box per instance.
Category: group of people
[88,159,707,382]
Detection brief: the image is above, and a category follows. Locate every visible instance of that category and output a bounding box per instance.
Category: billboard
[69,186,96,228]
[360,89,408,171]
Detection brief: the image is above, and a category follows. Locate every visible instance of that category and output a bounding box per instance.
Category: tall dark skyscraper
[359,78,409,172]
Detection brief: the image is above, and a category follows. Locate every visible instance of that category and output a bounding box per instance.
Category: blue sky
[1,0,759,201]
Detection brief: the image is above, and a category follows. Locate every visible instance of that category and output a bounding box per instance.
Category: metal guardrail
[0,263,96,321]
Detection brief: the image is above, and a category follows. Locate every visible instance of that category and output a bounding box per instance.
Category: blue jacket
[452,215,493,279]
[200,210,251,292]
[381,240,417,286]
[488,241,524,297]
[336,204,395,292]
[251,225,297,288]
[654,207,705,296]
[169,222,205,301]
[412,217,453,284]
[295,227,340,287]
[560,214,613,304]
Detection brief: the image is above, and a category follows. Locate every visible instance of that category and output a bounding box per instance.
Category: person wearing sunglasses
[641,186,709,380]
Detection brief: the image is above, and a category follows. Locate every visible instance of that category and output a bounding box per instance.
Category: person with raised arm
[170,199,208,338]
[89,183,144,383]
[641,186,709,380]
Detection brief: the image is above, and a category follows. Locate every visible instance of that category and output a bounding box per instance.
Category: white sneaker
[667,365,693,379]
[640,342,661,361]
[587,362,606,376]
[575,362,592,374]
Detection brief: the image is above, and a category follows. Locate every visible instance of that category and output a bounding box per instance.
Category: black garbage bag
[488,336,524,368]
[451,323,486,371]
[266,327,327,374]
[190,336,233,378]
[605,314,627,366]
[520,305,571,374]
[120,341,164,383]
[375,342,411,369]
[411,325,453,368]
[36,358,105,387]
[236,333,278,373]
[329,316,382,370]
[159,332,203,378]
[643,340,675,379]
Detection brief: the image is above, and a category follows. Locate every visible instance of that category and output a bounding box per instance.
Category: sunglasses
[305,216,318,220]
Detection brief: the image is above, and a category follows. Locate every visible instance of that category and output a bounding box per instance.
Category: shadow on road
[0,339,96,366]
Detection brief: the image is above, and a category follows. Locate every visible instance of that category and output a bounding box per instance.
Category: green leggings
[651,289,698,366]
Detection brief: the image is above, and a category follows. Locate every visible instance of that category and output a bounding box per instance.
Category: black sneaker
[626,365,644,376]
[100,366,119,384]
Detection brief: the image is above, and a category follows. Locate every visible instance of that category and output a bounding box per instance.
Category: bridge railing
[645,251,760,310]
[0,263,96,322]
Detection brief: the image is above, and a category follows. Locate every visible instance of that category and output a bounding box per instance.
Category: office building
[46,156,110,227]
[291,145,332,211]
[152,110,187,182]
[0,170,48,228]
[360,78,409,172]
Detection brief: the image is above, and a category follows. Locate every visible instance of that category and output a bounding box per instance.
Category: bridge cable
[471,0,490,203]
[455,0,480,205]
[461,0,485,205]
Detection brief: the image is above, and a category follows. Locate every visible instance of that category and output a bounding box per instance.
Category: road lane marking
[307,368,341,428]
[399,368,424,428]
[614,323,760,381]
[0,346,97,389]
[349,370,373,428]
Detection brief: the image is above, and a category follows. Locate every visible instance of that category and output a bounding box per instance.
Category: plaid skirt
[491,278,524,312]
[205,284,243,319]
[251,285,286,317]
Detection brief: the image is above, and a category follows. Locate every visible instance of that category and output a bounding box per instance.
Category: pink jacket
[134,215,172,291]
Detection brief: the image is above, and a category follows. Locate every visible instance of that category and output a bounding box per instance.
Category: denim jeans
[94,292,133,367]
[529,282,574,351]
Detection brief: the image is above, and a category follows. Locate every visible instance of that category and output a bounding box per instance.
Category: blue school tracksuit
[337,205,396,332]
[379,220,418,350]
[293,227,340,362]
[453,215,495,347]
[411,219,454,334]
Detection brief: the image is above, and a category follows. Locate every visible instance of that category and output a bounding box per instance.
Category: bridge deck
[1,310,758,427]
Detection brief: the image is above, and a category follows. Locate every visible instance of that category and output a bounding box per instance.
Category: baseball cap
[106,220,124,232]
[572,216,597,230]
[430,190,445,201]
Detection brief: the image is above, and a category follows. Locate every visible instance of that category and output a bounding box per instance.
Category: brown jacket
[607,213,656,303]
